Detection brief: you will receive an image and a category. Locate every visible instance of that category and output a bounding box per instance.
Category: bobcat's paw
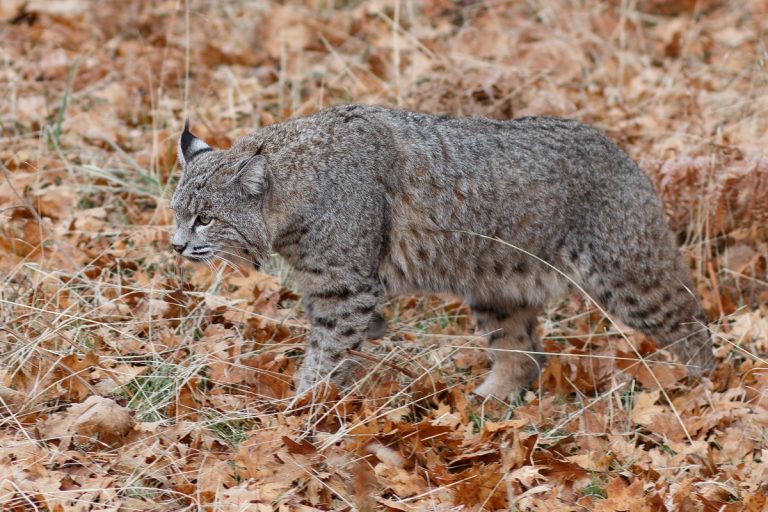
[293,366,320,397]
[294,359,359,397]
[472,374,521,401]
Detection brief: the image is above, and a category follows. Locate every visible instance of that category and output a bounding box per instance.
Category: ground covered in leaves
[1,0,768,510]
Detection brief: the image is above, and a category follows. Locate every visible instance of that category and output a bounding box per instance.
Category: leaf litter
[1,0,767,510]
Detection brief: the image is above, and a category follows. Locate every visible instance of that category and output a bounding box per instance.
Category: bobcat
[170,104,714,399]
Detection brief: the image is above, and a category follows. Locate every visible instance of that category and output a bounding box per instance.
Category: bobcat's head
[170,122,271,269]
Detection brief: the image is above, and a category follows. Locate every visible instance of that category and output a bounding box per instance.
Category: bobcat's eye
[195,213,212,226]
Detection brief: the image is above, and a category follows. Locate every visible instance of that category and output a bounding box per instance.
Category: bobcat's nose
[172,242,187,254]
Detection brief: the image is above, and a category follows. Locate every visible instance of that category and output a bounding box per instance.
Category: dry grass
[1,0,767,510]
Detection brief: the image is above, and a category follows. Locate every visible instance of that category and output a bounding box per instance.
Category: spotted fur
[170,104,714,398]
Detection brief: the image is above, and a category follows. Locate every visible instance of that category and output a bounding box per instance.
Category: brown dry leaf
[568,452,610,472]
[282,435,317,455]
[0,385,27,414]
[743,494,768,512]
[92,363,148,395]
[538,351,571,395]
[40,395,134,449]
[236,429,308,495]
[26,0,89,15]
[214,486,274,511]
[588,477,656,512]
[630,390,665,427]
[33,185,77,221]
[0,0,25,21]
[482,418,528,436]
[730,311,768,352]
[621,358,688,389]
[15,95,48,126]
[71,206,108,233]
[374,464,427,498]
[648,414,690,443]
[51,351,100,402]
[534,450,590,487]
[452,462,508,509]
[198,458,237,496]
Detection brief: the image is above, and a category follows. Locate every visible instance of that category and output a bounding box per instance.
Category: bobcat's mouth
[186,253,213,262]
[186,246,214,262]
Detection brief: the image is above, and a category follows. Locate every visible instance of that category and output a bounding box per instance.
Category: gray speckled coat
[170,104,713,398]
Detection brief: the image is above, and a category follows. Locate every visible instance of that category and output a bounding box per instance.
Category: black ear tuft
[180,120,194,155]
[178,120,213,167]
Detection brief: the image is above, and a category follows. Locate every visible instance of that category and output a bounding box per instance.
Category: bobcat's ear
[230,153,268,196]
[178,120,212,167]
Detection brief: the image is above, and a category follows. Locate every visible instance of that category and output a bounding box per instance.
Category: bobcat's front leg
[296,277,381,395]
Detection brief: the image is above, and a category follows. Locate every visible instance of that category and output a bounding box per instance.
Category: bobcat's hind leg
[471,302,546,400]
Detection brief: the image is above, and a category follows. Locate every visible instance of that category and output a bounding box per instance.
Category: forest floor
[1,0,768,510]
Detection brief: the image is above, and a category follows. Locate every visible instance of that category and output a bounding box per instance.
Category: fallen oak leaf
[630,390,665,427]
[452,462,509,509]
[33,185,77,221]
[481,418,528,439]
[616,349,686,389]
[532,449,590,486]
[376,497,414,511]
[448,447,500,468]
[0,385,26,415]
[586,477,659,512]
[40,395,134,449]
[282,435,317,455]
[374,464,427,498]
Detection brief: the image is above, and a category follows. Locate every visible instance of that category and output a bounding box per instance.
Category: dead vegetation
[0,0,767,510]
